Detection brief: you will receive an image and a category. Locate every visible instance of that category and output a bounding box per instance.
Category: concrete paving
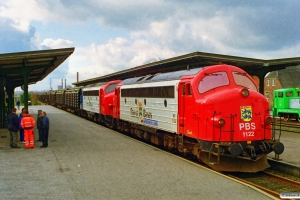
[0,106,274,200]
[267,125,300,177]
[267,130,300,166]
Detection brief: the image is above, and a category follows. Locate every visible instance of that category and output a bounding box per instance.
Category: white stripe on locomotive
[82,86,101,114]
[120,80,179,133]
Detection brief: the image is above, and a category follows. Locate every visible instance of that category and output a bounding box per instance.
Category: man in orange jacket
[21,109,36,148]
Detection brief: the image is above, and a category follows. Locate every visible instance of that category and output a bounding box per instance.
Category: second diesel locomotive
[273,88,300,122]
[37,64,284,172]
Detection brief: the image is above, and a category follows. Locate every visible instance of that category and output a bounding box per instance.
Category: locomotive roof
[82,82,106,89]
[122,67,202,84]
[274,88,300,92]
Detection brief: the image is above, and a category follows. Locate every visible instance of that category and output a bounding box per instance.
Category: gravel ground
[0,105,275,200]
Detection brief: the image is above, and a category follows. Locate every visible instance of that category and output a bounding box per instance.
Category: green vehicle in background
[273,88,300,122]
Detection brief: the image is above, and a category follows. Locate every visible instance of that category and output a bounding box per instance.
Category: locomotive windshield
[105,83,118,93]
[232,72,257,91]
[198,71,229,93]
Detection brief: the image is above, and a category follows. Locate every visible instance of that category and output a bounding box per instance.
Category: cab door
[178,82,197,138]
[178,83,185,134]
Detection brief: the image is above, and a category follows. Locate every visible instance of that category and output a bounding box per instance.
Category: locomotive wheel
[283,114,289,121]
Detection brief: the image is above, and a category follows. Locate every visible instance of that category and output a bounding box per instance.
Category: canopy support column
[0,75,5,128]
[250,69,268,95]
[6,85,15,113]
[21,71,30,110]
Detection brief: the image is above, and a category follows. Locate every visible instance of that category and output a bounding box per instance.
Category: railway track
[130,135,300,199]
[128,130,300,199]
[225,171,300,199]
[272,118,300,133]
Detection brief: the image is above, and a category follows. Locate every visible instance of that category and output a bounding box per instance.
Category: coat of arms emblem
[241,106,252,122]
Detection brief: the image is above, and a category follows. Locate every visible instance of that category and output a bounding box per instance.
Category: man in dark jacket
[41,111,49,148]
[36,110,43,141]
[8,108,20,148]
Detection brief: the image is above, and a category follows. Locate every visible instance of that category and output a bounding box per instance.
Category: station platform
[267,129,300,177]
[267,129,300,166]
[0,105,287,199]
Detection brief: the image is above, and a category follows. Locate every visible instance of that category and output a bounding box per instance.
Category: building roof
[265,71,278,79]
[0,48,75,88]
[277,66,300,88]
[73,51,300,86]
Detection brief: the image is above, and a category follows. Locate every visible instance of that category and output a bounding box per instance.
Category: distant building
[264,66,300,108]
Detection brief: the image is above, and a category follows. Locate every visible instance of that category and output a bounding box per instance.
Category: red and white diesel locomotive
[38,64,284,172]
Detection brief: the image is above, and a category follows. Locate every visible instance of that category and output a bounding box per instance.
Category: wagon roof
[122,67,202,84]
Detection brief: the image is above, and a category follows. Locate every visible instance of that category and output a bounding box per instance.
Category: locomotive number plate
[242,131,254,137]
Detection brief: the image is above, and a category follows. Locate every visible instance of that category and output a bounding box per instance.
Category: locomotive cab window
[183,83,192,96]
[232,72,257,91]
[188,84,192,96]
[105,83,118,94]
[182,84,185,95]
[198,71,229,94]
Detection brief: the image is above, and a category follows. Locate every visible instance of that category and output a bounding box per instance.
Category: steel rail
[224,171,300,200]
[263,171,300,189]
[224,173,280,199]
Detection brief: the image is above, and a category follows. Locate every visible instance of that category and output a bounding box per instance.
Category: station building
[264,66,300,107]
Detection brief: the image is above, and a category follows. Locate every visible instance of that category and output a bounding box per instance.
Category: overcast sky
[1,0,299,91]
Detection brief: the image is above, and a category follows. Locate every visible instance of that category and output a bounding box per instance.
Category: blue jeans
[42,128,49,147]
[19,129,24,142]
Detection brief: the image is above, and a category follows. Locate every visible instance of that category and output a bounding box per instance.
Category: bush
[20,92,32,104]
[32,99,42,105]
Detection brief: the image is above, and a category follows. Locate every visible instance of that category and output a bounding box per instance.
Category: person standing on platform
[18,108,25,144]
[41,111,49,148]
[21,110,36,149]
[16,99,20,110]
[8,108,20,148]
[36,110,43,142]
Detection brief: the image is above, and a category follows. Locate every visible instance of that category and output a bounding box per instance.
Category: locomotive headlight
[241,88,249,97]
[213,117,225,127]
[218,119,225,127]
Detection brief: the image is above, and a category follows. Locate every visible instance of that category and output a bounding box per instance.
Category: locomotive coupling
[272,141,284,155]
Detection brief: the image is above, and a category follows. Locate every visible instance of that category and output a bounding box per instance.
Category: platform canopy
[73,51,300,94]
[0,48,75,128]
[0,47,75,88]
